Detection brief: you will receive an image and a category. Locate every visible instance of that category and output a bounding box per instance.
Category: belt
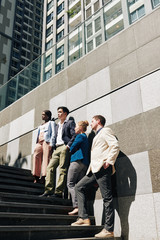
[56,144,65,147]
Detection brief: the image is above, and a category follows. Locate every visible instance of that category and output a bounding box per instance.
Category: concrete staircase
[0,165,121,240]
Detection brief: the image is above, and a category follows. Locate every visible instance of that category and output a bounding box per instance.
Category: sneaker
[68,208,78,215]
[71,218,91,226]
[95,228,114,238]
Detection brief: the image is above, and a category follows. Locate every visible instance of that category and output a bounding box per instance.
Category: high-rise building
[0,0,160,110]
[42,0,160,80]
[0,0,44,107]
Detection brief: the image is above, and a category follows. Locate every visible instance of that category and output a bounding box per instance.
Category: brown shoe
[71,218,91,226]
[68,208,78,215]
[95,228,114,238]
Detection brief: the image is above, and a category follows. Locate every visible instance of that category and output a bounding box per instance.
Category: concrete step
[0,191,72,206]
[0,225,103,240]
[0,201,73,215]
[0,171,34,182]
[57,238,122,240]
[0,184,44,195]
[0,175,44,189]
[0,165,32,176]
[0,212,95,226]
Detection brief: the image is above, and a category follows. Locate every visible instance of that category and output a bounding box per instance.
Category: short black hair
[57,106,69,115]
[43,110,52,120]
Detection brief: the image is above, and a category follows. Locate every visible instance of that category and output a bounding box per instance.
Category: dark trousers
[75,165,114,232]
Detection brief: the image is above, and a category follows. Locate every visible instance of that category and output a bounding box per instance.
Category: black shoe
[51,193,63,198]
[39,192,51,197]
[39,176,45,184]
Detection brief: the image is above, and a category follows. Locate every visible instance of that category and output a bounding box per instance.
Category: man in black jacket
[41,106,76,198]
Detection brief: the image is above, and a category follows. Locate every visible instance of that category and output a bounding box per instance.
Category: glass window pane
[87,23,93,38]
[95,16,101,32]
[86,7,92,19]
[94,1,100,12]
[96,34,102,47]
[87,40,93,52]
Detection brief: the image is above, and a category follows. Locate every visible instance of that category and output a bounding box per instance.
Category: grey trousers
[67,160,87,208]
[75,165,114,232]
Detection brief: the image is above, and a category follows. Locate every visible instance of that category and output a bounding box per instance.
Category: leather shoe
[95,228,114,238]
[51,193,62,198]
[71,218,91,226]
[39,192,51,197]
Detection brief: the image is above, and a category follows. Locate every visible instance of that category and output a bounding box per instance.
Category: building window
[56,45,64,59]
[86,23,93,38]
[85,0,91,6]
[86,7,92,19]
[46,12,53,24]
[128,0,139,7]
[152,0,160,8]
[94,1,100,12]
[47,0,54,11]
[95,16,101,32]
[57,2,64,14]
[103,0,111,5]
[45,54,52,66]
[95,34,102,47]
[35,31,40,38]
[130,5,145,23]
[57,16,64,28]
[46,39,53,50]
[56,30,64,42]
[35,16,40,23]
[32,71,39,80]
[45,69,52,81]
[36,9,41,15]
[46,26,53,37]
[33,47,39,54]
[87,40,93,52]
[56,61,64,73]
[34,39,40,46]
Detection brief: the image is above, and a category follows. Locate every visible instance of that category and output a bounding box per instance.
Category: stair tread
[0,184,43,194]
[0,165,32,176]
[0,225,102,230]
[0,172,34,181]
[0,177,44,188]
[0,191,72,205]
[0,212,87,219]
[57,238,121,240]
[0,201,72,209]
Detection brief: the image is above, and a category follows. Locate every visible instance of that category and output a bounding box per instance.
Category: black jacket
[53,120,76,149]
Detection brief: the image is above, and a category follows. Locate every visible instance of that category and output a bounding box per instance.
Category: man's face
[90,117,99,131]
[57,108,67,121]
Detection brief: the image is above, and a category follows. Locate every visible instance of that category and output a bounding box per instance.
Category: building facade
[42,0,160,80]
[0,0,160,111]
[0,0,43,107]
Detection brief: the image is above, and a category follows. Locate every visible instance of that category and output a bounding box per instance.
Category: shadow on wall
[111,151,137,240]
[0,152,28,169]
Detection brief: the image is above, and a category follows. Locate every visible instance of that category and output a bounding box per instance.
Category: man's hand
[66,145,70,150]
[103,162,110,169]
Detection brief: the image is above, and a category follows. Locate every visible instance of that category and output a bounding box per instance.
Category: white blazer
[87,127,120,175]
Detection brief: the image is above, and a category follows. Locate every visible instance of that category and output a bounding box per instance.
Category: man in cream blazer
[71,115,119,239]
